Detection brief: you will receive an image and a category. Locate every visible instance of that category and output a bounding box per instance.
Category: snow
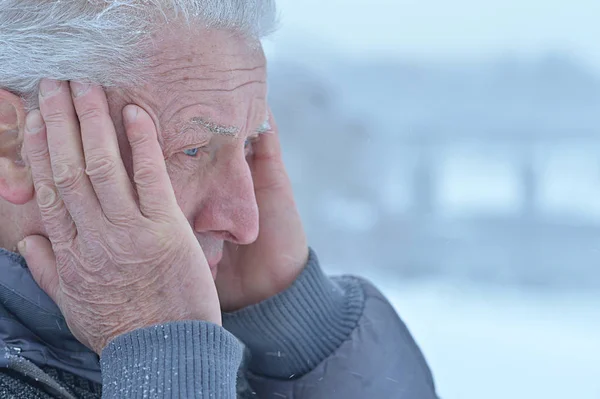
[266,10,600,397]
[380,280,600,399]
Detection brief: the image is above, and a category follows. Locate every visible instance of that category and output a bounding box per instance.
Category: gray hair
[0,0,278,109]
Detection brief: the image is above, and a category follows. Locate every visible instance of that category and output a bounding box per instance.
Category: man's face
[105,28,267,270]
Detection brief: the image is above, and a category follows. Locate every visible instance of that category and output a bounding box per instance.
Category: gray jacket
[0,247,437,398]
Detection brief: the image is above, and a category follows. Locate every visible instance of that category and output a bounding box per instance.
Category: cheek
[165,156,212,215]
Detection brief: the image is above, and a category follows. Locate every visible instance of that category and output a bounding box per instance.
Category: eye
[183,148,199,157]
[244,139,253,157]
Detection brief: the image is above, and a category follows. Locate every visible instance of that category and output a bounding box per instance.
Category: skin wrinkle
[151,63,214,75]
[160,122,211,157]
[157,69,265,83]
[65,243,179,305]
[158,75,260,89]
[170,65,268,75]
[158,77,215,86]
[184,79,267,93]
[156,75,266,94]
[152,55,265,79]
[150,47,263,66]
[161,100,214,129]
[158,82,267,156]
[1,0,278,101]
[209,65,266,73]
[158,82,265,119]
[152,54,266,100]
[161,93,249,123]
[0,31,271,338]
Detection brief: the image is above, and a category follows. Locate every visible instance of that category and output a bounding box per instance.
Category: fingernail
[71,81,90,98]
[39,79,61,97]
[25,110,44,134]
[17,240,26,255]
[123,105,138,124]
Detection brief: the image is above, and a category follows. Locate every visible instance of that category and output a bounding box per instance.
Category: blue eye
[183,148,199,157]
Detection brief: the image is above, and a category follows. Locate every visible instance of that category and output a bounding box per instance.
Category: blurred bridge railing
[308,127,600,292]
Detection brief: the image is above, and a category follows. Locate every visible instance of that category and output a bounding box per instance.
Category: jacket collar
[0,248,101,383]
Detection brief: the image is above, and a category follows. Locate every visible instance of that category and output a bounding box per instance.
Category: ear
[0,89,33,205]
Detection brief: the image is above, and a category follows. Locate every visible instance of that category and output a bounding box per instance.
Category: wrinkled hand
[19,80,220,354]
[216,111,309,312]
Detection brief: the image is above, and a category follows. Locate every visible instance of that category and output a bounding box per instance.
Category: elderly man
[0,1,437,398]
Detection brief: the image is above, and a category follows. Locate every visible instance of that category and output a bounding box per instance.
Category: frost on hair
[0,0,278,109]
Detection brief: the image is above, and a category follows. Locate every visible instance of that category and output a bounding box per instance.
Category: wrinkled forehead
[142,27,268,136]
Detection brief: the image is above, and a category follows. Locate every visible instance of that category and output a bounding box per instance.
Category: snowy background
[266,1,600,398]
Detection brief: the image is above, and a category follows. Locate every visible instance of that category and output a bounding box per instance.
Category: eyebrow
[187,116,270,136]
[189,117,240,137]
[256,119,271,133]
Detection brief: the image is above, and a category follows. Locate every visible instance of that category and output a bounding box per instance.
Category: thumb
[19,235,61,305]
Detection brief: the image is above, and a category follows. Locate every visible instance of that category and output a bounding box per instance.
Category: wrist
[222,249,365,378]
[261,247,310,302]
[101,321,243,397]
[95,301,222,354]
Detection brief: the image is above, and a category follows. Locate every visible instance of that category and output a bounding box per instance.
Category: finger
[123,105,178,220]
[18,236,61,305]
[37,79,102,226]
[251,109,282,162]
[70,82,139,222]
[249,110,291,192]
[23,110,79,247]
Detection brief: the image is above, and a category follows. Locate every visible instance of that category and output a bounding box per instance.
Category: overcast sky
[272,0,600,70]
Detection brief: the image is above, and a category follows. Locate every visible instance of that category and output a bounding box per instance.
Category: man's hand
[216,111,309,312]
[19,79,221,354]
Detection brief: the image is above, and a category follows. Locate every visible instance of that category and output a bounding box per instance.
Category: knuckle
[41,110,69,128]
[53,162,86,191]
[132,226,180,257]
[57,260,80,286]
[50,222,78,249]
[141,204,172,221]
[27,144,50,164]
[36,184,62,210]
[133,163,160,187]
[76,106,105,123]
[85,154,119,182]
[54,246,90,285]
[105,213,139,229]
[153,228,181,250]
[128,129,152,147]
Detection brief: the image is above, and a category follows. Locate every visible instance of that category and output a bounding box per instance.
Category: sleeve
[222,249,438,399]
[100,321,243,398]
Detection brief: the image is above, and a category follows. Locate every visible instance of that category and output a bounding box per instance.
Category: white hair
[0,0,278,109]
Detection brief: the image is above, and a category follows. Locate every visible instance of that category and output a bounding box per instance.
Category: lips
[207,254,222,269]
[206,253,223,278]
[196,237,224,278]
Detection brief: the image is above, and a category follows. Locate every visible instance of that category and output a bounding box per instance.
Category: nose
[193,155,259,245]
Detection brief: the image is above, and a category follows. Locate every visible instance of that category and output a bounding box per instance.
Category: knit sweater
[0,248,437,398]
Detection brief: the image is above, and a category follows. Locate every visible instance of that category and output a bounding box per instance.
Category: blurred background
[265,1,600,398]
